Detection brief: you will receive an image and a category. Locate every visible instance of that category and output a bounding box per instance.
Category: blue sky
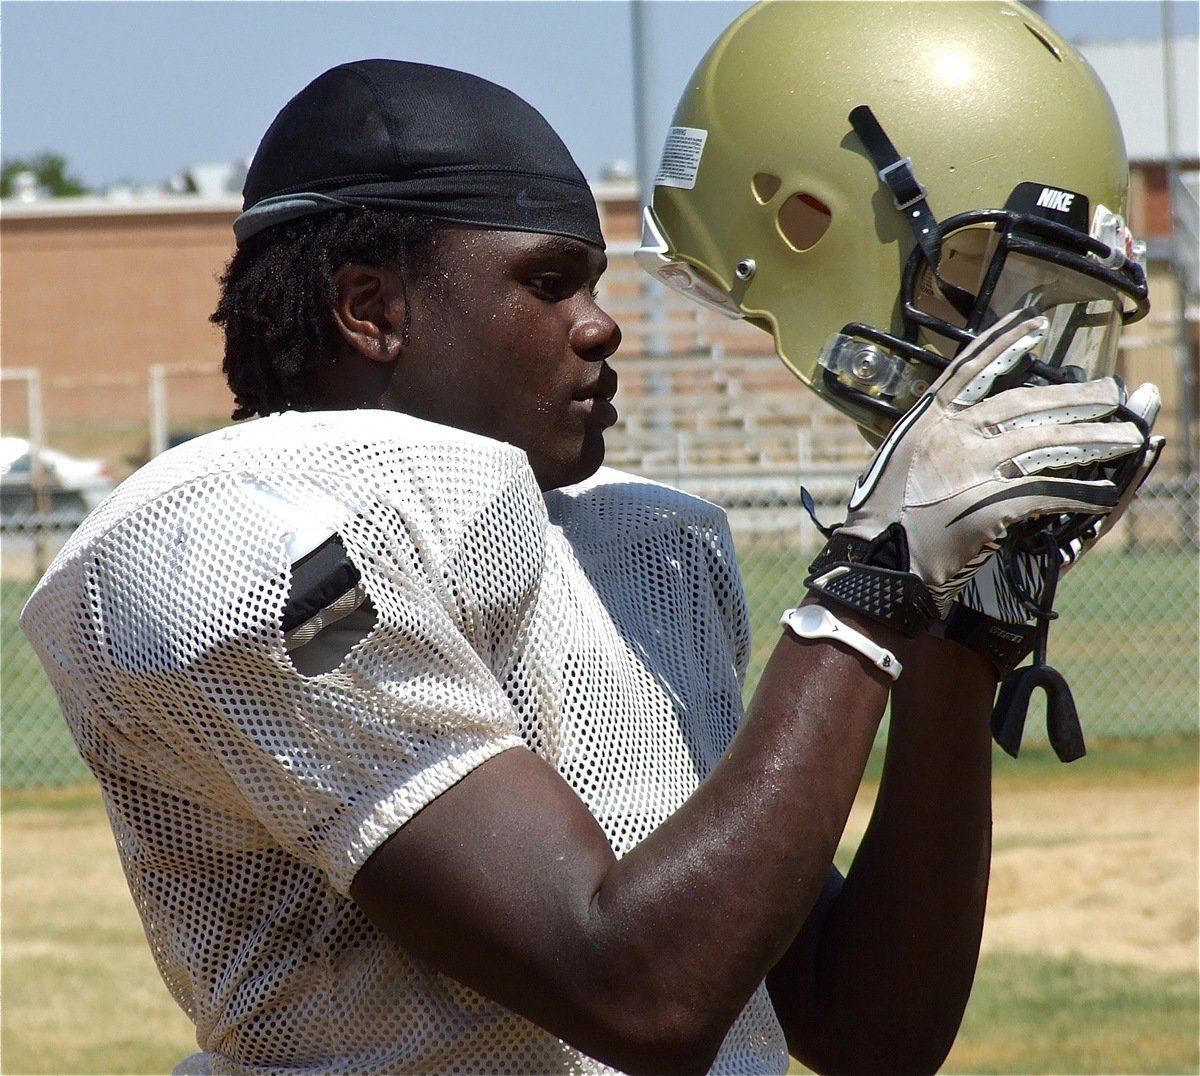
[2,1,1196,191]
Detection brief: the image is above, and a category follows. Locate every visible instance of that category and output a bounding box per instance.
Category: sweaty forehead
[443,227,607,275]
[525,233,608,275]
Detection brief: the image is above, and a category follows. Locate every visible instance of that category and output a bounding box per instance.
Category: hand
[1060,382,1165,575]
[942,380,1164,674]
[838,308,1146,609]
[938,543,1050,679]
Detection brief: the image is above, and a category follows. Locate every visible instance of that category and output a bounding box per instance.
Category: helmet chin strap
[846,107,1091,761]
[849,105,978,321]
[990,531,1087,762]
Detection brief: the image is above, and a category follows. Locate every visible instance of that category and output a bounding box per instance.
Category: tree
[1,152,90,198]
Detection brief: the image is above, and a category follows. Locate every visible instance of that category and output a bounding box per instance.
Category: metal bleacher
[598,248,871,520]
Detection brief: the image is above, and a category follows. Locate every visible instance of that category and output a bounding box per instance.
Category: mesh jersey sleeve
[546,467,752,688]
[25,434,548,896]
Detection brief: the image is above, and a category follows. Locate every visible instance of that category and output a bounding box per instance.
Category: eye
[518,239,606,304]
[528,274,577,302]
[529,272,602,305]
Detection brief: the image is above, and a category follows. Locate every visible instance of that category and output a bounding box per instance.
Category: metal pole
[26,369,47,574]
[1160,1,1198,550]
[631,0,652,210]
[631,0,672,436]
[149,364,169,459]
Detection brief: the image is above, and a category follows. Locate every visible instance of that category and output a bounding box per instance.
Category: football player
[23,5,1158,1072]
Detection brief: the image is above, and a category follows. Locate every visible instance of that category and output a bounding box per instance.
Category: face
[383,227,621,491]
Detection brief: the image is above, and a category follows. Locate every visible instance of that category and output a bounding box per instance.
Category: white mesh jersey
[22,409,789,1075]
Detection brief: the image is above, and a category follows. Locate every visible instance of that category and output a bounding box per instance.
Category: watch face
[795,605,826,633]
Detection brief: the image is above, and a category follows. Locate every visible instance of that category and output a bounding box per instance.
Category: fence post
[1,368,48,573]
[149,364,169,459]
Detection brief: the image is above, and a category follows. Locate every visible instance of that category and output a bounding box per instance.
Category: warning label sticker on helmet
[655,126,708,190]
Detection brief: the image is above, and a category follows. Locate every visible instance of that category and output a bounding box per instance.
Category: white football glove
[937,381,1162,762]
[1061,382,1165,574]
[807,309,1149,635]
[942,381,1164,674]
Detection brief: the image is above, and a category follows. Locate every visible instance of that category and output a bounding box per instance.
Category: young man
[23,41,1154,1076]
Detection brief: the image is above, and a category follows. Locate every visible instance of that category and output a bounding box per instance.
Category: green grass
[4,546,1197,786]
[791,952,1199,1076]
[6,749,1195,1076]
[945,952,1199,1075]
[1,580,91,788]
[737,547,1199,740]
[988,732,1200,786]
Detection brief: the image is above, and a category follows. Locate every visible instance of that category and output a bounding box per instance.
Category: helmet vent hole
[1025,23,1063,61]
[777,192,831,252]
[752,172,782,203]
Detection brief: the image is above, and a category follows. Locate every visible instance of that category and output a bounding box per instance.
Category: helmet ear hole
[752,172,782,203]
[778,192,831,252]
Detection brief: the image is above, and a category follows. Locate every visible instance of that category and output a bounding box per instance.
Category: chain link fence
[3,267,1197,789]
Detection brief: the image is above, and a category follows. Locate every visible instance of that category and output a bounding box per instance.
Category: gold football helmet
[638,0,1149,444]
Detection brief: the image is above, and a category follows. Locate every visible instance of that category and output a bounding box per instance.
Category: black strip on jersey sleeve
[281,534,362,634]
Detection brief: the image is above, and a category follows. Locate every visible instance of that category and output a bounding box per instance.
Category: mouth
[574,370,619,428]
[587,396,619,428]
[574,394,619,429]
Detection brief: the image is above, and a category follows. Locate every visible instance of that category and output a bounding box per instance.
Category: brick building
[2,37,1196,479]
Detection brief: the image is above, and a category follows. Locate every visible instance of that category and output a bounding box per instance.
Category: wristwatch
[780,603,903,681]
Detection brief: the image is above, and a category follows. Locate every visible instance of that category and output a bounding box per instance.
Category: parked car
[0,437,116,518]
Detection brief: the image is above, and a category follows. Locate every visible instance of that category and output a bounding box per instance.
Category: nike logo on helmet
[1035,187,1077,213]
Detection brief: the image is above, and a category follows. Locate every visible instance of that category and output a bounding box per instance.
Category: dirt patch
[846,775,1198,973]
[984,780,1198,973]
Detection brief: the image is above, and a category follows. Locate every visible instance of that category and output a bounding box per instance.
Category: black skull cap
[234,59,603,249]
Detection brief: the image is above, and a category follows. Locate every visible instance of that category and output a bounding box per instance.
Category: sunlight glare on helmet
[932,51,973,88]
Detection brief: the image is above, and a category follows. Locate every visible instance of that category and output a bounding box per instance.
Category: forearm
[355,616,901,1073]
[773,636,996,1074]
[584,619,896,1054]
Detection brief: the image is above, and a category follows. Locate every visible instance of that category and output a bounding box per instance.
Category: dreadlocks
[212,210,441,420]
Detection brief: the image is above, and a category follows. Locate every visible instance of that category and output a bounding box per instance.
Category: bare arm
[351,315,1132,1072]
[351,611,900,1074]
[768,636,996,1075]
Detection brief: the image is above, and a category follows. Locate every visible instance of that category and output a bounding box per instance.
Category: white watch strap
[780,604,903,681]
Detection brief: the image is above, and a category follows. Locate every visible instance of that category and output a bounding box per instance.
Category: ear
[333,264,407,364]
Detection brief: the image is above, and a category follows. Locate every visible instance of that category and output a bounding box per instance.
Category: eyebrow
[529,234,608,278]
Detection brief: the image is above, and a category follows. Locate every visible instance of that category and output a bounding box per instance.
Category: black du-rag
[234,58,604,250]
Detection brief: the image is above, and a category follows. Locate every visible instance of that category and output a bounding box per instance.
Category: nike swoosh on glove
[839,307,1148,612]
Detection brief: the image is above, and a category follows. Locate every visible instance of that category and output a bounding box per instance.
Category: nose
[571,299,621,363]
